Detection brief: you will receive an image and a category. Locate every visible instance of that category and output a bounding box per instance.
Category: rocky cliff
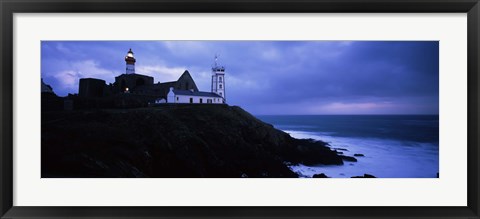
[42,105,349,178]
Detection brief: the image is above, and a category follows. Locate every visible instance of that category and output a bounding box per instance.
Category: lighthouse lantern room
[125,48,136,74]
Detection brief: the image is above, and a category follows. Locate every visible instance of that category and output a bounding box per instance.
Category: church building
[166,55,226,104]
[78,49,226,106]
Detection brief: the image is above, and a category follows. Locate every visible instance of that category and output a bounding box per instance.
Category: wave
[283,130,439,178]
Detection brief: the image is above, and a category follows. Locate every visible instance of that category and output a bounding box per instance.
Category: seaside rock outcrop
[340,155,357,162]
[42,104,346,178]
[312,173,329,178]
[351,174,376,178]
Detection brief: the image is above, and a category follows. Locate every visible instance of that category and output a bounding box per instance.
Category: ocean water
[256,115,439,178]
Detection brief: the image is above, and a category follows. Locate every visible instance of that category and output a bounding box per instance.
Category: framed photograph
[1,0,479,218]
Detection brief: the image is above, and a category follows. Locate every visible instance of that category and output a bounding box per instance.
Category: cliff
[41,105,348,178]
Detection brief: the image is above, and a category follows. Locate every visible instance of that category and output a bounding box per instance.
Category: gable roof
[177,70,199,91]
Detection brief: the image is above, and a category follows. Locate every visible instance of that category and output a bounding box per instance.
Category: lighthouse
[211,55,226,103]
[125,48,136,74]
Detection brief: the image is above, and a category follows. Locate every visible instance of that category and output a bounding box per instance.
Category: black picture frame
[1,0,479,218]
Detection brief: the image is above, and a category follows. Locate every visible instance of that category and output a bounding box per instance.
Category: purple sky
[41,41,439,115]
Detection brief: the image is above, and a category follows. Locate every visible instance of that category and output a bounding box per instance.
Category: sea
[256,115,439,178]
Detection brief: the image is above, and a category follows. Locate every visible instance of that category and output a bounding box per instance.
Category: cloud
[135,65,187,82]
[50,60,115,94]
[162,41,209,57]
[291,41,353,61]
[260,48,281,61]
[338,41,354,46]
[314,102,396,114]
[228,75,264,90]
[53,70,79,91]
[55,43,74,55]
[67,60,114,80]
[246,100,400,115]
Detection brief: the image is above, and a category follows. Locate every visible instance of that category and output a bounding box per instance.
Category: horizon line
[254,114,440,116]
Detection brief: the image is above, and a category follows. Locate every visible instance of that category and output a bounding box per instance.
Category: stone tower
[125,48,136,74]
[211,55,226,103]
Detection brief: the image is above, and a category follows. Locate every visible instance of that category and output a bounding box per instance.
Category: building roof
[80,78,106,82]
[115,73,153,79]
[177,70,199,91]
[173,90,222,98]
[154,81,177,97]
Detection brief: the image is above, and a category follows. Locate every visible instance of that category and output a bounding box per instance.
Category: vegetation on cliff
[42,104,350,178]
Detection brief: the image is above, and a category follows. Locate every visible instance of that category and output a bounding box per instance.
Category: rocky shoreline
[42,104,358,178]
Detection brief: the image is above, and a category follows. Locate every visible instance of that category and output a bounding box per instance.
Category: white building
[167,88,224,104]
[211,55,226,100]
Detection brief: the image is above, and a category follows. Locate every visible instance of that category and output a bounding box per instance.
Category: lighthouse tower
[211,55,226,103]
[125,48,136,74]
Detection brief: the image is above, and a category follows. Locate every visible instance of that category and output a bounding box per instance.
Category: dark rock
[312,173,329,178]
[335,151,343,155]
[41,105,345,178]
[287,139,344,166]
[334,148,348,151]
[351,174,376,178]
[340,155,357,162]
[41,92,64,111]
[353,154,364,157]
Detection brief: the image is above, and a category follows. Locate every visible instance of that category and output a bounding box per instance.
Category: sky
[41,41,439,115]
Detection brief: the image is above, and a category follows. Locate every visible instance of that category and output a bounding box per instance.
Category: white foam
[284,130,439,178]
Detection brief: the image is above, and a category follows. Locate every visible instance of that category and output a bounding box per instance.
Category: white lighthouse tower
[125,48,136,74]
[211,55,226,103]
